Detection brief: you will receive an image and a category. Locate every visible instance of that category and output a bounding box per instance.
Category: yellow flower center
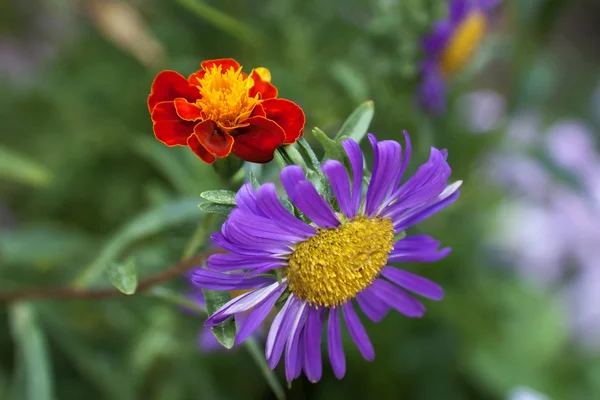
[440,11,487,77]
[286,216,395,307]
[195,65,259,129]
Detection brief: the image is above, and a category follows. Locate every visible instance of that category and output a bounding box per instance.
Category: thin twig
[0,252,211,303]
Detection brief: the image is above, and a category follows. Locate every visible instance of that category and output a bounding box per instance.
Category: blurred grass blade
[135,138,220,195]
[72,197,205,288]
[9,304,55,400]
[334,100,375,144]
[39,308,136,400]
[174,0,262,44]
[244,338,286,400]
[107,257,138,295]
[0,146,52,188]
[201,288,236,348]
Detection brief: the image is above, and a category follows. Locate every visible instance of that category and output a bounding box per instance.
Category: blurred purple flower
[487,112,600,348]
[458,90,506,133]
[418,0,500,115]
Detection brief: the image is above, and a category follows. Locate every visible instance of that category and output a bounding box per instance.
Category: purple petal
[356,288,390,323]
[222,220,293,255]
[342,302,374,361]
[303,307,324,382]
[235,183,265,217]
[450,0,470,23]
[393,181,461,231]
[228,209,305,243]
[265,295,292,360]
[294,331,305,380]
[285,302,308,382]
[205,281,282,326]
[207,253,285,272]
[327,307,346,379]
[365,136,403,217]
[266,295,301,369]
[235,283,288,345]
[381,266,444,300]
[280,166,340,228]
[322,160,354,218]
[388,235,452,263]
[371,279,426,318]
[341,139,364,217]
[392,131,413,194]
[192,269,275,291]
[255,183,316,237]
[422,20,452,55]
[384,147,451,215]
[210,232,284,256]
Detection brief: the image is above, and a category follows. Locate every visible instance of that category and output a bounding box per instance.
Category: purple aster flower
[193,132,461,382]
[418,0,500,114]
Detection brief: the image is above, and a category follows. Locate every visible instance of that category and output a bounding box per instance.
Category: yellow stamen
[440,11,487,76]
[286,217,395,307]
[195,65,259,129]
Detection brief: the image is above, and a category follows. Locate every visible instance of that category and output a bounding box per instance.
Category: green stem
[244,338,286,400]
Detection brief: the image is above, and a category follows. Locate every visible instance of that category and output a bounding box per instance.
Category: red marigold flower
[148,58,306,164]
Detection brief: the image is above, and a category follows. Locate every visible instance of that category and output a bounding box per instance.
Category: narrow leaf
[0,146,52,188]
[9,304,55,400]
[201,288,236,349]
[199,202,235,216]
[174,0,262,44]
[334,100,375,144]
[311,127,345,162]
[249,171,261,190]
[107,257,138,295]
[200,190,237,205]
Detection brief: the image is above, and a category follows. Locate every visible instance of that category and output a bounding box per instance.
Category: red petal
[201,58,241,73]
[188,69,206,85]
[187,134,216,164]
[231,117,285,163]
[174,98,203,121]
[193,120,234,158]
[151,101,196,146]
[250,103,266,118]
[261,99,306,144]
[148,71,200,113]
[248,70,278,100]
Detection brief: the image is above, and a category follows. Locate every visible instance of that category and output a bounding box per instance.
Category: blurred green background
[1,0,600,399]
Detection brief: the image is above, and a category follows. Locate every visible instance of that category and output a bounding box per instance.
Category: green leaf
[311,127,345,162]
[296,138,322,171]
[334,100,375,144]
[174,0,262,45]
[72,197,204,288]
[0,224,93,268]
[0,146,52,188]
[9,304,55,400]
[282,144,307,169]
[107,257,138,295]
[199,202,235,216]
[201,287,236,348]
[249,171,261,190]
[200,190,237,205]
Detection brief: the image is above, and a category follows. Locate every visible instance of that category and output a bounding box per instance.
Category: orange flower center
[440,11,487,77]
[195,65,259,129]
